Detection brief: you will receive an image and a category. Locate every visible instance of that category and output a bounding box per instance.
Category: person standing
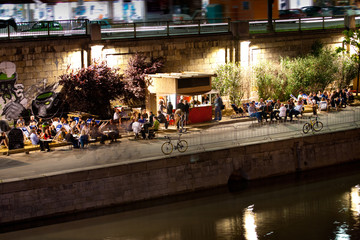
[214,93,223,121]
[167,102,173,119]
[113,108,121,125]
[158,101,166,114]
[184,100,190,124]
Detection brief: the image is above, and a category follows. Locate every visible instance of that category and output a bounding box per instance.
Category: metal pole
[198,20,201,34]
[167,21,169,36]
[133,22,136,38]
[47,21,50,36]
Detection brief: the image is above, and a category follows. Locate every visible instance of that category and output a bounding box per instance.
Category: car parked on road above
[72,20,111,30]
[301,6,323,17]
[279,9,306,19]
[24,21,63,32]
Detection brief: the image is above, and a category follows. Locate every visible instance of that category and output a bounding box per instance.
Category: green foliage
[335,54,357,88]
[254,46,341,100]
[212,63,248,106]
[286,48,338,93]
[254,61,288,101]
[337,29,360,94]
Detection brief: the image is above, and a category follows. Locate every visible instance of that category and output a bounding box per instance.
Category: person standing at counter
[214,93,223,121]
[159,101,166,114]
[184,100,190,124]
[177,99,185,112]
[167,102,173,119]
[202,95,209,104]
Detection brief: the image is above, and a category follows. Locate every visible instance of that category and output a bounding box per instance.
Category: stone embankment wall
[0,128,359,225]
[0,30,344,90]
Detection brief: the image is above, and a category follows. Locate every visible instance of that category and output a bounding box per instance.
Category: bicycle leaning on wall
[161,134,188,155]
[303,116,323,134]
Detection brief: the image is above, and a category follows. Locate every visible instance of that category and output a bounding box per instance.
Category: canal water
[2,164,360,240]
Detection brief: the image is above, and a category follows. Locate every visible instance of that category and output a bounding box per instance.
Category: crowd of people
[0,88,355,151]
[124,98,195,139]
[234,88,354,123]
[0,114,122,151]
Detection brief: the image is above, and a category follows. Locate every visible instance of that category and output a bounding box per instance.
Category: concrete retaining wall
[0,30,345,90]
[0,128,359,225]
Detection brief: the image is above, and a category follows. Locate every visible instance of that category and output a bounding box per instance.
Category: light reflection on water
[2,168,360,240]
[243,205,258,240]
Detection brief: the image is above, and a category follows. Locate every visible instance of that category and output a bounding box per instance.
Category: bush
[254,46,341,100]
[213,63,249,106]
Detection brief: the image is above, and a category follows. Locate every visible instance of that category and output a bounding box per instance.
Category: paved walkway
[0,107,358,182]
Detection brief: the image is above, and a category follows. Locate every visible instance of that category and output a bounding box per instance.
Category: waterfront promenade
[0,106,359,182]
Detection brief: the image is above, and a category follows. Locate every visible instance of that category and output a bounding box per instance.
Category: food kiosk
[147,72,215,124]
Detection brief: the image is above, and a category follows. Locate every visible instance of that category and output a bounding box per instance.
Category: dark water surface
[2,164,360,240]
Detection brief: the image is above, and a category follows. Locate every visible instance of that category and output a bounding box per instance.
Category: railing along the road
[0,18,231,40]
[249,15,360,33]
[1,15,359,40]
[172,107,360,156]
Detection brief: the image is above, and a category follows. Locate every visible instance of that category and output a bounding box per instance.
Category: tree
[253,46,339,101]
[336,29,360,95]
[59,62,125,118]
[254,60,288,101]
[213,63,249,106]
[335,54,357,88]
[285,48,338,94]
[123,53,164,107]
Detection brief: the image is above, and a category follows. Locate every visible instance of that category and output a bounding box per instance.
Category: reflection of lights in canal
[215,204,258,240]
[334,185,360,240]
[243,205,258,240]
[351,185,360,216]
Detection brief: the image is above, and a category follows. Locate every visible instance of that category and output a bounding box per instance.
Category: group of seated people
[235,88,354,123]
[4,115,122,151]
[127,109,165,139]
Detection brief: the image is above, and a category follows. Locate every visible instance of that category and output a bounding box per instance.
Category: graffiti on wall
[0,61,27,120]
[0,61,66,121]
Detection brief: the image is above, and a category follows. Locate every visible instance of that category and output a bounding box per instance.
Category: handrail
[0,15,358,41]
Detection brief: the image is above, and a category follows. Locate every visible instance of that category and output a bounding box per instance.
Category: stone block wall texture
[0,30,344,91]
[0,128,359,224]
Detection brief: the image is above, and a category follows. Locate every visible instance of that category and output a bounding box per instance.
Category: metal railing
[164,107,360,157]
[0,15,357,40]
[249,15,360,33]
[0,18,231,40]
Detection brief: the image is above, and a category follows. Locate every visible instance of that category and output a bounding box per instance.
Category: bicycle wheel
[303,123,311,134]
[313,121,323,132]
[177,140,188,153]
[161,142,173,155]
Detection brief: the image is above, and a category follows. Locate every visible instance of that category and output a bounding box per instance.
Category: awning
[148,72,214,95]
[204,89,219,95]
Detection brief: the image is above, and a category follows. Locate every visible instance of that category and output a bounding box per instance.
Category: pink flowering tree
[59,62,125,118]
[123,53,164,107]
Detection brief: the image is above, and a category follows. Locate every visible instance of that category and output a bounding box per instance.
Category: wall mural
[0,61,66,121]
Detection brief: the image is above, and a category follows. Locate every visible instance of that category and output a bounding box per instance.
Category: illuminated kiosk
[148,72,215,124]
